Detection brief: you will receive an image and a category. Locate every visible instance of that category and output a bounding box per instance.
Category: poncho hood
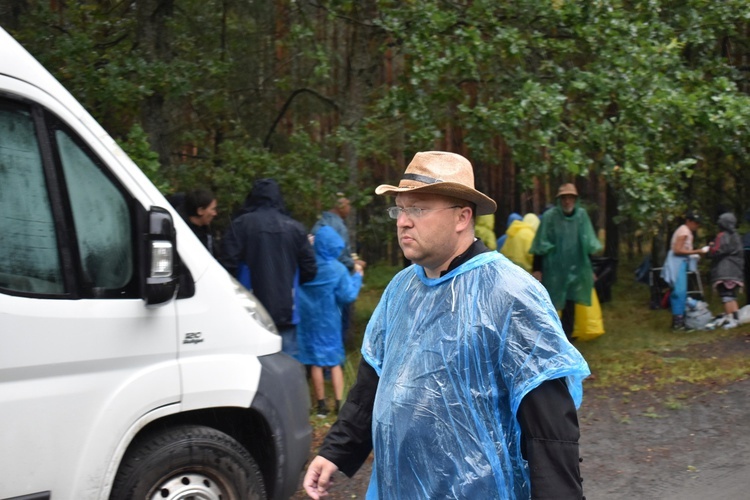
[718,212,737,233]
[243,178,286,213]
[522,213,540,231]
[314,225,345,262]
[505,218,529,237]
[505,212,522,229]
[477,213,495,231]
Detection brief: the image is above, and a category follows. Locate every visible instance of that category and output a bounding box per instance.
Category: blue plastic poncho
[296,226,362,367]
[361,252,590,499]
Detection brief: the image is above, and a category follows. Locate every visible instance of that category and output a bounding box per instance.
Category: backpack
[684,301,713,330]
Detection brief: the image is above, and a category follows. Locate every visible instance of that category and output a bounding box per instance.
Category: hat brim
[375,182,497,216]
[556,190,578,197]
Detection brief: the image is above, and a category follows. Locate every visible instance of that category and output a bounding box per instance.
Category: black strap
[402,173,444,184]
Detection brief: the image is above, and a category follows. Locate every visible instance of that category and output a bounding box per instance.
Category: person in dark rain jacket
[221,178,317,356]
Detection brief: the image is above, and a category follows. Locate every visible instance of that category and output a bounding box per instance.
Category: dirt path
[292,335,750,499]
[580,377,750,499]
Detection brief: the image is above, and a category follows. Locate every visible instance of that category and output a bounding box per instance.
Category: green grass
[309,259,750,421]
[574,259,750,393]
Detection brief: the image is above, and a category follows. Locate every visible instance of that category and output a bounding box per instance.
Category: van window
[0,103,64,294]
[56,129,133,291]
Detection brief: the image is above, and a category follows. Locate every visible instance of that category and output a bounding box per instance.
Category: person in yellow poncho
[500,213,540,272]
[475,214,497,250]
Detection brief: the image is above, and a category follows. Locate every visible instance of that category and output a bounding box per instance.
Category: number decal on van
[183,332,204,344]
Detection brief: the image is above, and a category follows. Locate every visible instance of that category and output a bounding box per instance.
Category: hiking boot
[671,315,686,331]
[316,400,328,418]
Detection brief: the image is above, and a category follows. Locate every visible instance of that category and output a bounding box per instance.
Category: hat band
[402,173,443,185]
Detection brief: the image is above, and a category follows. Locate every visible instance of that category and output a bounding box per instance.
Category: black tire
[110,424,266,500]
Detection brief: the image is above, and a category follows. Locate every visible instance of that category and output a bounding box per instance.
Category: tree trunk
[136,0,174,169]
[339,0,382,253]
[605,180,619,260]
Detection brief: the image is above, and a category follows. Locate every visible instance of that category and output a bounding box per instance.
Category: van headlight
[229,276,279,335]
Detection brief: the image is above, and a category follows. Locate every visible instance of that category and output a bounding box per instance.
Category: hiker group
[660,210,748,331]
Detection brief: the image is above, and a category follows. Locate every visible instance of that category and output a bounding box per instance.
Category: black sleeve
[297,233,318,285]
[517,378,583,500]
[318,358,378,477]
[220,222,242,275]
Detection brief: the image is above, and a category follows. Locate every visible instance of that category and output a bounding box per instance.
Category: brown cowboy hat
[375,151,497,215]
[556,183,579,197]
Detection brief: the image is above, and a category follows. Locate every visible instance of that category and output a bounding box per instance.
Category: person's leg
[670,261,687,329]
[724,299,739,315]
[330,365,344,412]
[310,366,328,416]
[561,300,576,341]
[719,284,740,329]
[310,366,325,401]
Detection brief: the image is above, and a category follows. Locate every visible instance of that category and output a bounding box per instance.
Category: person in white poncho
[303,151,590,499]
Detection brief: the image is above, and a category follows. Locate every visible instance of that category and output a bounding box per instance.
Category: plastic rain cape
[361,251,590,499]
[500,214,540,273]
[529,203,602,309]
[296,226,362,366]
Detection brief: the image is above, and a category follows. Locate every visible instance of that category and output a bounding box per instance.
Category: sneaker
[704,315,726,331]
[722,317,739,330]
[316,401,328,418]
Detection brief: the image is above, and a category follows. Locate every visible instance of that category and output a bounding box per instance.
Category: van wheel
[111,424,265,500]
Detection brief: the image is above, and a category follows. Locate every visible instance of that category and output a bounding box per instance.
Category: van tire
[110,424,266,500]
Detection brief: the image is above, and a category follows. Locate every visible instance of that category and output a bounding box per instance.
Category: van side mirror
[144,206,178,305]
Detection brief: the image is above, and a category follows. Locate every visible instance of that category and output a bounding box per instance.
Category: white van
[0,28,311,499]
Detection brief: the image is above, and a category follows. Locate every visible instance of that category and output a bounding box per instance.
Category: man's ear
[456,206,473,231]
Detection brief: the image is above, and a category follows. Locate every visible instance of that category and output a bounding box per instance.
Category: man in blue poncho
[303,151,590,499]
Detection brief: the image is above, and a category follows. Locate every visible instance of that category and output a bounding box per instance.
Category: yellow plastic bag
[572,290,605,341]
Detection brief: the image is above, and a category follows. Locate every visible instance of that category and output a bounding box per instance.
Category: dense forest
[3,0,750,265]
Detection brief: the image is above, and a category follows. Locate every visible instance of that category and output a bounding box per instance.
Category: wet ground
[292,334,750,499]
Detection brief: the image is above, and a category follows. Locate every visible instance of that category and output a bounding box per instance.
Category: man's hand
[303,455,339,499]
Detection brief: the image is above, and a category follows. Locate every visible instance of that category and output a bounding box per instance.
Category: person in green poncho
[530,183,602,340]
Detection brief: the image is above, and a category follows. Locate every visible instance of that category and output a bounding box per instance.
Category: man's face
[559,194,577,215]
[337,197,351,218]
[394,192,464,273]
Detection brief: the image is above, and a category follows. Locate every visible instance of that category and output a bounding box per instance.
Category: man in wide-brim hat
[304,151,590,499]
[530,182,603,340]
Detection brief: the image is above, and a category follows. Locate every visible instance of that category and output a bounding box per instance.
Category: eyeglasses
[386,206,462,220]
